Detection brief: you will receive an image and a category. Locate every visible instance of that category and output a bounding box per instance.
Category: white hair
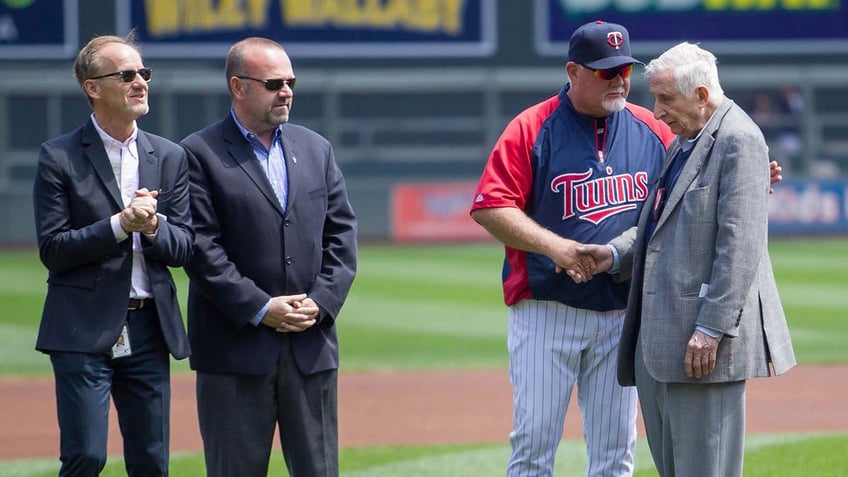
[644,42,724,101]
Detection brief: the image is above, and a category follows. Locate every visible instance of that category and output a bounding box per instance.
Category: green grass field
[1,238,847,475]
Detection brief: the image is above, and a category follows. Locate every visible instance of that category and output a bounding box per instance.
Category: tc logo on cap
[607,32,624,49]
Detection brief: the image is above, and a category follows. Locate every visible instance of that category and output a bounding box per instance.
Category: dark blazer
[612,99,796,386]
[181,114,357,376]
[33,118,193,358]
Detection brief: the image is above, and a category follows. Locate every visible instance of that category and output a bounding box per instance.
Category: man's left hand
[684,330,719,379]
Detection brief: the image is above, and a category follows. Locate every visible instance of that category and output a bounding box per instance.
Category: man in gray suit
[576,42,796,477]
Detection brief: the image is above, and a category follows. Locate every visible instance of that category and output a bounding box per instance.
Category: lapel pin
[292,156,297,164]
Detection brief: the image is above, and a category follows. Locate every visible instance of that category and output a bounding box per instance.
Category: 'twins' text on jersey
[552,169,649,224]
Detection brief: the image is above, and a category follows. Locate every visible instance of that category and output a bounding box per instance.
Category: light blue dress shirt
[231,110,289,326]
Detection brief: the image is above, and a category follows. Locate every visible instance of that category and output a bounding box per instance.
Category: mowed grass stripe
[351,274,501,307]
[354,243,502,306]
[3,434,845,477]
[779,285,848,309]
[2,238,848,375]
[0,323,51,376]
[341,293,505,337]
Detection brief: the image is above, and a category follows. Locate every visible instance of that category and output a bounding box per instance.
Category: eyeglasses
[586,63,634,80]
[88,68,153,83]
[236,76,296,91]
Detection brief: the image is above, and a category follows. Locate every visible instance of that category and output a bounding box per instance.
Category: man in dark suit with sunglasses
[181,37,357,477]
[33,34,193,476]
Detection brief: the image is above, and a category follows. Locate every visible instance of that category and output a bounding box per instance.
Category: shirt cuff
[143,228,158,241]
[111,214,129,242]
[250,300,271,326]
[695,325,722,339]
[607,244,621,274]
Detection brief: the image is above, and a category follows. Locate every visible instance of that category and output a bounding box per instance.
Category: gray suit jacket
[613,99,796,385]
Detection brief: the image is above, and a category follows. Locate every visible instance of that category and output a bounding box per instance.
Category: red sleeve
[626,102,675,148]
[471,96,560,213]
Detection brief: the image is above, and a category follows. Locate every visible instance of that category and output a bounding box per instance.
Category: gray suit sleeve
[609,226,638,281]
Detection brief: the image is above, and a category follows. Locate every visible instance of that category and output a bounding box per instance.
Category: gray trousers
[635,338,746,477]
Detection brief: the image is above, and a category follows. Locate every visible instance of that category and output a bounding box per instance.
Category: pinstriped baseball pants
[506,299,638,477]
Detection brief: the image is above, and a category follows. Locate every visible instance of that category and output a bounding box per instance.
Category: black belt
[128,298,148,310]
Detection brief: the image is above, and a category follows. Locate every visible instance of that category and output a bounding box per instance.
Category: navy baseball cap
[568,20,642,70]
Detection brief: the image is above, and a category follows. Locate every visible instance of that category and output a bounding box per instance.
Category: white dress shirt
[91,114,153,299]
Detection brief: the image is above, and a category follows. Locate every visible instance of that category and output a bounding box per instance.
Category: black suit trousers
[50,306,171,477]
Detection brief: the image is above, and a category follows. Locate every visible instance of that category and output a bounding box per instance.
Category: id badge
[111,324,132,359]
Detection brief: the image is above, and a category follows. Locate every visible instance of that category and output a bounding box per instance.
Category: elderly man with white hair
[579,42,796,477]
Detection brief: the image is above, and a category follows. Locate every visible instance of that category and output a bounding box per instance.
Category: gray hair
[644,42,723,100]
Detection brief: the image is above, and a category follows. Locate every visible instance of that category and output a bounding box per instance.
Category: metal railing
[1,65,847,242]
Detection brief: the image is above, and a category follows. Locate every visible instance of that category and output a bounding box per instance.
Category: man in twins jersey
[470,21,673,476]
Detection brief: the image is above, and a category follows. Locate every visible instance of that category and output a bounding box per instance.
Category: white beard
[602,97,626,113]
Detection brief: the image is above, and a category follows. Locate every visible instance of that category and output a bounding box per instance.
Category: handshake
[554,241,615,284]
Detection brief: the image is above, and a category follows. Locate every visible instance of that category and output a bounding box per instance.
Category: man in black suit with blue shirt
[33,34,193,476]
[181,37,357,477]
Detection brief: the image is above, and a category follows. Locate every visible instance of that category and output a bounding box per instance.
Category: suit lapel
[653,99,733,232]
[136,131,160,193]
[223,116,285,217]
[280,129,299,213]
[655,138,711,228]
[81,119,123,210]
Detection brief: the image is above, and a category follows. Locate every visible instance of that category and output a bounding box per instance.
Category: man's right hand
[550,238,596,283]
[559,243,614,283]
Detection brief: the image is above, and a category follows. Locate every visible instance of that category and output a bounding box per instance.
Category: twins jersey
[472,85,673,311]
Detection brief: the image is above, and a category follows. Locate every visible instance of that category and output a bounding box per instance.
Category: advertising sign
[391,179,848,241]
[769,179,848,236]
[0,0,77,59]
[391,181,490,242]
[118,0,496,58]
[535,0,848,57]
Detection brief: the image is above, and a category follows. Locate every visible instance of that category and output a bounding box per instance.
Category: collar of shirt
[91,113,138,154]
[230,109,284,152]
[679,97,724,151]
[91,113,140,187]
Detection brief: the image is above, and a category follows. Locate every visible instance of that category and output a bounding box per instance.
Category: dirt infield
[1,365,846,460]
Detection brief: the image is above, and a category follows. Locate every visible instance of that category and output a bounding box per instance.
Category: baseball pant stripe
[507,299,638,477]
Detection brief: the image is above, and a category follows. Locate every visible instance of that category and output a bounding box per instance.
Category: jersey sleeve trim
[625,102,675,149]
[471,95,561,212]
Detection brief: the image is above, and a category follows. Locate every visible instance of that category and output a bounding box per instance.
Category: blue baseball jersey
[472,84,673,311]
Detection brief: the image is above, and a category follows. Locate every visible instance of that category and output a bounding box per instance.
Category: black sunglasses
[237,76,296,91]
[89,68,153,83]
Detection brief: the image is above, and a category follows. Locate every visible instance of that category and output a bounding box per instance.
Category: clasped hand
[262,294,320,333]
[119,188,159,235]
